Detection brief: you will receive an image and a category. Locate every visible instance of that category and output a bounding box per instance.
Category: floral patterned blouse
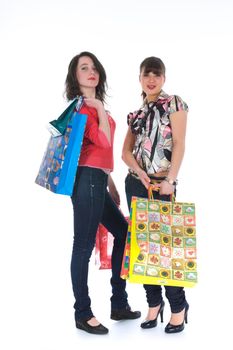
[127,90,188,175]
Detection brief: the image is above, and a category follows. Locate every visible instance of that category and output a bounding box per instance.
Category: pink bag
[95,224,114,269]
[95,217,129,269]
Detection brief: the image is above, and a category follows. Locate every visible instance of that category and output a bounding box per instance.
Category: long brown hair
[65,51,107,102]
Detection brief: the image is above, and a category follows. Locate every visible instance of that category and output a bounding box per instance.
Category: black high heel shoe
[140,300,165,329]
[165,303,189,334]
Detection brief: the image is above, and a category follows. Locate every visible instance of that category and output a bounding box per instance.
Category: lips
[147,85,156,89]
[88,77,96,81]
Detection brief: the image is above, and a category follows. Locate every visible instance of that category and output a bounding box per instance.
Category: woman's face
[76,56,100,92]
[139,68,165,99]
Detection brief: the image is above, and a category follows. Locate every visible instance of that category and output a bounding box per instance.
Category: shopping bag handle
[148,184,175,202]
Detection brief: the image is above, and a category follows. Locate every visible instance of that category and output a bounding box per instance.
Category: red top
[78,104,116,172]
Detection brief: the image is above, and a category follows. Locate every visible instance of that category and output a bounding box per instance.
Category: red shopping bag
[95,217,129,270]
[95,224,114,269]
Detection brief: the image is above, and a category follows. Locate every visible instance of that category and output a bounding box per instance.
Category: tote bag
[121,194,197,287]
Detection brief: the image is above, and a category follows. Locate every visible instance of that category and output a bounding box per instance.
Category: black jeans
[71,167,128,321]
[125,173,187,313]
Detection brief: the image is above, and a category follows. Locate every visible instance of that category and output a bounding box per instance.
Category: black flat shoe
[76,319,109,335]
[111,305,141,320]
[165,303,189,334]
[141,300,165,329]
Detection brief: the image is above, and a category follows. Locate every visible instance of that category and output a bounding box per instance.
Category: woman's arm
[108,174,120,206]
[122,127,151,189]
[159,110,187,195]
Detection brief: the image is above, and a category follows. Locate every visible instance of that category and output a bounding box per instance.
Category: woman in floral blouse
[122,56,189,334]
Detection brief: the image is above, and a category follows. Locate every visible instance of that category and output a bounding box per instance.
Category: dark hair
[65,51,107,102]
[140,57,166,99]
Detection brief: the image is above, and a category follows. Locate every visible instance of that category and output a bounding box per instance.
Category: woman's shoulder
[161,92,189,113]
[127,107,143,125]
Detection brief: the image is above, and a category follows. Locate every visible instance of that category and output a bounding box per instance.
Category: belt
[129,170,168,180]
[149,171,169,178]
[129,170,168,183]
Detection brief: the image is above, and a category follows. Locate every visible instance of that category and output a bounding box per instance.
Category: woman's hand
[84,97,104,112]
[109,186,121,206]
[108,175,120,206]
[159,180,175,195]
[137,169,151,189]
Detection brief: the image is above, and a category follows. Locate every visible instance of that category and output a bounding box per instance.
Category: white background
[0,0,232,349]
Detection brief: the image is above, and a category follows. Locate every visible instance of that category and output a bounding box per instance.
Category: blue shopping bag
[35,101,87,195]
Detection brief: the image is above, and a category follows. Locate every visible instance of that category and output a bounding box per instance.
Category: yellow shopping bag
[121,191,197,287]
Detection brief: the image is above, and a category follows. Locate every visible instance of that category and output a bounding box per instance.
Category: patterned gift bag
[120,213,132,278]
[121,195,197,287]
[35,100,87,196]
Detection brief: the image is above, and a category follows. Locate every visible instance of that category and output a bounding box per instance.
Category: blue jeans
[125,173,187,313]
[71,167,128,321]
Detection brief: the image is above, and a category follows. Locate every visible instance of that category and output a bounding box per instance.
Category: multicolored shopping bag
[120,213,132,278]
[121,195,197,287]
[35,99,87,195]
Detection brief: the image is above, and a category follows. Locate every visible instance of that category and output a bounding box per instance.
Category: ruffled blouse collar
[142,90,170,107]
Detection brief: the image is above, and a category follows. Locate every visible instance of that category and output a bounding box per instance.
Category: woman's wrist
[164,177,177,186]
[136,168,145,176]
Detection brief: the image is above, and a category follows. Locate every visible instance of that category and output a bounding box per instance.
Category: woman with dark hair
[66,52,140,335]
[122,56,189,334]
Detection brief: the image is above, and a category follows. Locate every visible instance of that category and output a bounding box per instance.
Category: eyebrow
[143,69,162,76]
[79,63,96,69]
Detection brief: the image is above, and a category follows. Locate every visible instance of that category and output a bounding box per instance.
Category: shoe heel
[184,303,189,324]
[160,308,164,323]
[160,300,165,323]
